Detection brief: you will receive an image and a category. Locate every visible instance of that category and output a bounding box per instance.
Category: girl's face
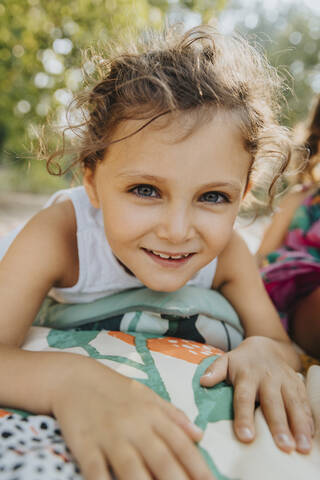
[84,110,251,292]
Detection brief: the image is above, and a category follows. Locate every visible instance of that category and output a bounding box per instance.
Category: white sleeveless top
[1,187,218,304]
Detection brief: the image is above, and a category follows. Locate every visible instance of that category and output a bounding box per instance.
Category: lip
[145,248,193,257]
[142,248,195,268]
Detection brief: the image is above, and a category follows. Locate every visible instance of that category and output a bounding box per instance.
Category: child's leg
[291,287,320,359]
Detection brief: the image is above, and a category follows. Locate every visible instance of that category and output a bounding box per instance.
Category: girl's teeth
[158,252,170,259]
[151,250,189,259]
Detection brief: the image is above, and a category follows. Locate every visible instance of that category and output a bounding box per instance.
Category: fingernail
[201,372,213,378]
[238,427,254,441]
[189,422,203,436]
[275,433,294,448]
[296,434,311,452]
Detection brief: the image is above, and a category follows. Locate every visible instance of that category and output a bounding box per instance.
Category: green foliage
[3,0,318,192]
[228,0,320,128]
[0,0,225,192]
[0,0,156,154]
[179,0,226,22]
[267,7,320,127]
[0,0,162,190]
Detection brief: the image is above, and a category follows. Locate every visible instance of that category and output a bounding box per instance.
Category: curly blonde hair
[41,24,296,210]
[296,96,320,185]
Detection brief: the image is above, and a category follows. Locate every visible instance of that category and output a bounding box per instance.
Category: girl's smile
[142,247,196,268]
[84,109,251,291]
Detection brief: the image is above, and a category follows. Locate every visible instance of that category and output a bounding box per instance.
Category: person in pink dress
[259,97,320,359]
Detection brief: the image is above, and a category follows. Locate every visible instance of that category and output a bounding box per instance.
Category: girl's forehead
[106,108,246,156]
[99,109,250,187]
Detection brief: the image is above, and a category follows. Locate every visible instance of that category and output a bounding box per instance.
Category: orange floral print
[109,331,135,345]
[108,331,223,364]
[147,337,223,364]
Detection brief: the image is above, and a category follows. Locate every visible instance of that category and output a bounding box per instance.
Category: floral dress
[261,187,320,331]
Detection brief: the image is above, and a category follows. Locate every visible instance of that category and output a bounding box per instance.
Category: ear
[243,179,251,198]
[243,165,252,198]
[83,168,100,208]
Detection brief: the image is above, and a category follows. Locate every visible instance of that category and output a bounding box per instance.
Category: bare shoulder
[0,199,78,346]
[213,230,250,289]
[29,199,78,287]
[3,199,78,288]
[36,198,76,241]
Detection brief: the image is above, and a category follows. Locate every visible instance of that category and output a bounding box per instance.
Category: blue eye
[199,191,228,204]
[130,184,159,198]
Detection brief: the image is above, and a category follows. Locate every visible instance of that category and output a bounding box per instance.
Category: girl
[0,25,314,480]
[258,96,320,359]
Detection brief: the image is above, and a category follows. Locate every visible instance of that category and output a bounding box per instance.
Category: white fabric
[0,187,218,304]
[0,223,26,259]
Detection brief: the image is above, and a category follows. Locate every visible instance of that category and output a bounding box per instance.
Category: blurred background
[1,0,320,196]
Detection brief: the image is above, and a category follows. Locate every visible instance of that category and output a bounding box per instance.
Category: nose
[156,204,195,244]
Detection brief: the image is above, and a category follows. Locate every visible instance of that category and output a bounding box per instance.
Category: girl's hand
[52,358,215,480]
[200,336,314,455]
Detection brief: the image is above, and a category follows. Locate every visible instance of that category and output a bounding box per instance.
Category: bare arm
[204,232,313,454]
[0,201,78,344]
[0,202,213,480]
[257,189,310,261]
[0,200,80,411]
[213,231,296,351]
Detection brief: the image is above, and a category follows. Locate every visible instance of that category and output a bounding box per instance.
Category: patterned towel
[0,327,319,480]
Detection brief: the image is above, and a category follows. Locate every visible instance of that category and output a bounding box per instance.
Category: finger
[137,433,190,480]
[73,444,111,480]
[259,382,295,453]
[297,376,315,437]
[154,418,215,480]
[160,401,204,442]
[200,354,229,387]
[106,442,151,480]
[233,376,257,443]
[282,381,313,454]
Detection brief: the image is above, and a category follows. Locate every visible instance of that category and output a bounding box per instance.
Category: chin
[143,278,187,293]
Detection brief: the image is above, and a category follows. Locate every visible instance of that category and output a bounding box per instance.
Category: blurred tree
[220,0,320,128]
[0,0,226,191]
[0,0,159,163]
[170,0,226,23]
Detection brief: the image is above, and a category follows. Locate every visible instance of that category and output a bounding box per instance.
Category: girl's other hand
[200,336,314,455]
[52,358,215,480]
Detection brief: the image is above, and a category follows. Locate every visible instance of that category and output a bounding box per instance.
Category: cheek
[202,211,237,253]
[102,200,152,242]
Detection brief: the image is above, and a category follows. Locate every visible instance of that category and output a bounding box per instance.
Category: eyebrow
[116,171,243,193]
[117,172,167,183]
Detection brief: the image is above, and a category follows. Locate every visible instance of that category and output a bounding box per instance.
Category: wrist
[50,354,99,414]
[50,354,129,416]
[243,335,301,371]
